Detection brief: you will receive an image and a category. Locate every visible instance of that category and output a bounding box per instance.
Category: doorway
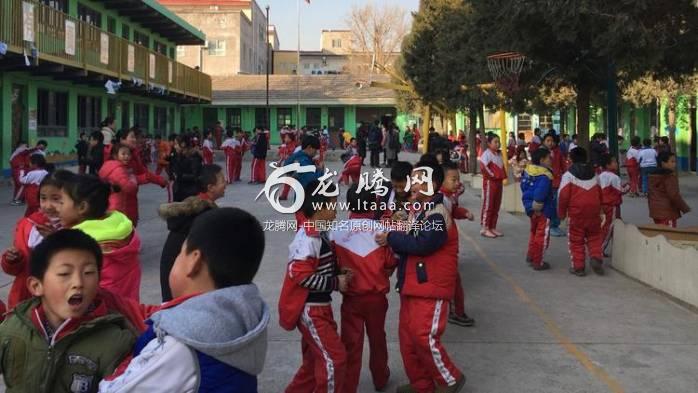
[11,84,28,148]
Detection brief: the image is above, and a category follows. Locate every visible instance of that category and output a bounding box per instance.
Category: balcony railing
[0,0,211,101]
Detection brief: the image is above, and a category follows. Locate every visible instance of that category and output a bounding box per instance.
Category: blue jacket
[521,164,555,218]
[284,150,324,187]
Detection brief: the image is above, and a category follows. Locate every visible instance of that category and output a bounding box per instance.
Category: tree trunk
[478,104,485,134]
[690,96,697,172]
[629,106,636,138]
[576,83,591,153]
[668,97,677,153]
[468,106,478,174]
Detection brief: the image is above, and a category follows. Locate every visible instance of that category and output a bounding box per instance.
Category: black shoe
[526,256,532,266]
[533,262,551,271]
[436,374,466,393]
[569,267,586,277]
[448,312,475,327]
[590,258,605,275]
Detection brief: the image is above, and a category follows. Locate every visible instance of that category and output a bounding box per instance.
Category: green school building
[0,0,212,174]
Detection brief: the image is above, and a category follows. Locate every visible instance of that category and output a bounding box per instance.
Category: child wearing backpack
[57,175,142,300]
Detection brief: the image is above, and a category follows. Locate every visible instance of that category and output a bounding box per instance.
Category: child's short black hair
[658,151,675,166]
[442,161,459,174]
[418,153,439,167]
[531,148,551,165]
[414,162,444,191]
[36,140,48,148]
[30,229,103,280]
[600,153,616,168]
[185,208,264,288]
[199,164,223,192]
[40,169,77,191]
[30,154,47,168]
[630,136,641,147]
[301,135,320,150]
[89,130,104,143]
[300,180,337,218]
[570,147,588,164]
[643,138,652,147]
[390,161,413,182]
[660,136,669,144]
[63,175,120,219]
[346,184,374,213]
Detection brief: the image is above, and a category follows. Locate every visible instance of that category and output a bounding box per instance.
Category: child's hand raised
[467,211,475,221]
[4,247,20,262]
[33,222,56,238]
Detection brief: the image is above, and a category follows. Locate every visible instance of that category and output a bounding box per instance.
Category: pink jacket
[99,160,143,226]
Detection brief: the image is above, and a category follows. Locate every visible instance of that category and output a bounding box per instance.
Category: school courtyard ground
[0,153,697,393]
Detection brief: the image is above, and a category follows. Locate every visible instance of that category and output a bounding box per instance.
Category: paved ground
[0,153,697,393]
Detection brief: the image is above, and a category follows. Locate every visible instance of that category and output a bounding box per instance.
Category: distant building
[268,25,280,51]
[160,0,269,76]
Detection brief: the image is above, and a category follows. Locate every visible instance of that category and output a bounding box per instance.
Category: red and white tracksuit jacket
[221,138,242,183]
[441,188,470,316]
[330,215,397,393]
[279,227,346,393]
[558,165,603,270]
[19,168,48,217]
[599,170,625,253]
[202,139,214,165]
[386,197,463,391]
[479,148,506,230]
[549,146,567,189]
[528,135,542,154]
[339,155,362,185]
[625,147,640,194]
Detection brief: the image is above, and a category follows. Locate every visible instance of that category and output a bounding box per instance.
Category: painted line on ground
[458,224,625,393]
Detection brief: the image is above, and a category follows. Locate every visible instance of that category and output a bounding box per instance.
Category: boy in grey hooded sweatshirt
[99,208,269,393]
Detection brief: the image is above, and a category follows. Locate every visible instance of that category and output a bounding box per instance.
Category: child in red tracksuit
[625,136,641,197]
[1,170,69,309]
[558,147,605,277]
[377,163,465,393]
[331,185,396,393]
[599,154,629,256]
[479,133,506,238]
[19,154,50,217]
[279,180,351,393]
[221,130,240,184]
[278,132,297,200]
[339,153,362,185]
[441,162,475,327]
[202,131,215,165]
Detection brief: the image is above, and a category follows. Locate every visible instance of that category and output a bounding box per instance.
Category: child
[155,134,172,176]
[250,127,269,184]
[58,175,142,300]
[479,133,506,238]
[639,138,657,196]
[590,133,608,173]
[648,152,691,228]
[599,154,629,255]
[278,132,298,199]
[509,149,528,182]
[543,133,567,237]
[0,229,136,392]
[441,162,476,327]
[279,180,351,393]
[528,127,542,153]
[99,208,269,392]
[76,132,89,174]
[158,164,225,302]
[339,148,362,185]
[558,147,604,276]
[331,185,396,392]
[20,154,50,217]
[87,131,105,175]
[516,132,527,157]
[1,170,73,309]
[221,130,239,184]
[625,136,641,197]
[202,130,215,165]
[568,134,578,154]
[375,163,466,393]
[99,144,146,226]
[376,161,413,220]
[521,149,555,271]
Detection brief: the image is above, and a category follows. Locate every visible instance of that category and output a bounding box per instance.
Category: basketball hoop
[487,52,526,96]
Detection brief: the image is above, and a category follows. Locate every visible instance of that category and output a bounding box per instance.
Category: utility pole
[266,5,270,131]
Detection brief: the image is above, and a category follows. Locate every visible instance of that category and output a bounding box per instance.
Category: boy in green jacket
[0,229,136,393]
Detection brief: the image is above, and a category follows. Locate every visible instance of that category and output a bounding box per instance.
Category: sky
[259,0,420,51]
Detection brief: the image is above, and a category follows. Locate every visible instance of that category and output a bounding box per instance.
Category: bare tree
[346,3,411,73]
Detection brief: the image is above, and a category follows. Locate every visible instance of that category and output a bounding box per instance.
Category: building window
[107,17,116,34]
[226,108,241,129]
[121,101,130,129]
[78,4,101,27]
[304,63,310,69]
[176,46,185,58]
[332,39,342,48]
[37,90,68,137]
[169,47,176,59]
[134,31,149,48]
[121,24,130,40]
[254,108,268,129]
[208,40,226,56]
[277,108,292,127]
[41,0,67,12]
[134,103,150,131]
[107,98,117,121]
[305,108,321,130]
[154,107,168,134]
[77,95,102,134]
[517,114,531,131]
[155,41,167,56]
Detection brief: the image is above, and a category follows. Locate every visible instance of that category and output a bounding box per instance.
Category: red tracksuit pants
[340,294,390,393]
[224,155,236,184]
[251,158,266,183]
[452,273,466,316]
[627,165,640,194]
[653,218,677,228]
[601,205,620,254]
[399,296,462,393]
[286,305,347,393]
[527,214,550,267]
[11,168,23,201]
[568,216,603,271]
[480,179,503,230]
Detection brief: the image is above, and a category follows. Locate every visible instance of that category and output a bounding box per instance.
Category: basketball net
[487,52,526,96]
